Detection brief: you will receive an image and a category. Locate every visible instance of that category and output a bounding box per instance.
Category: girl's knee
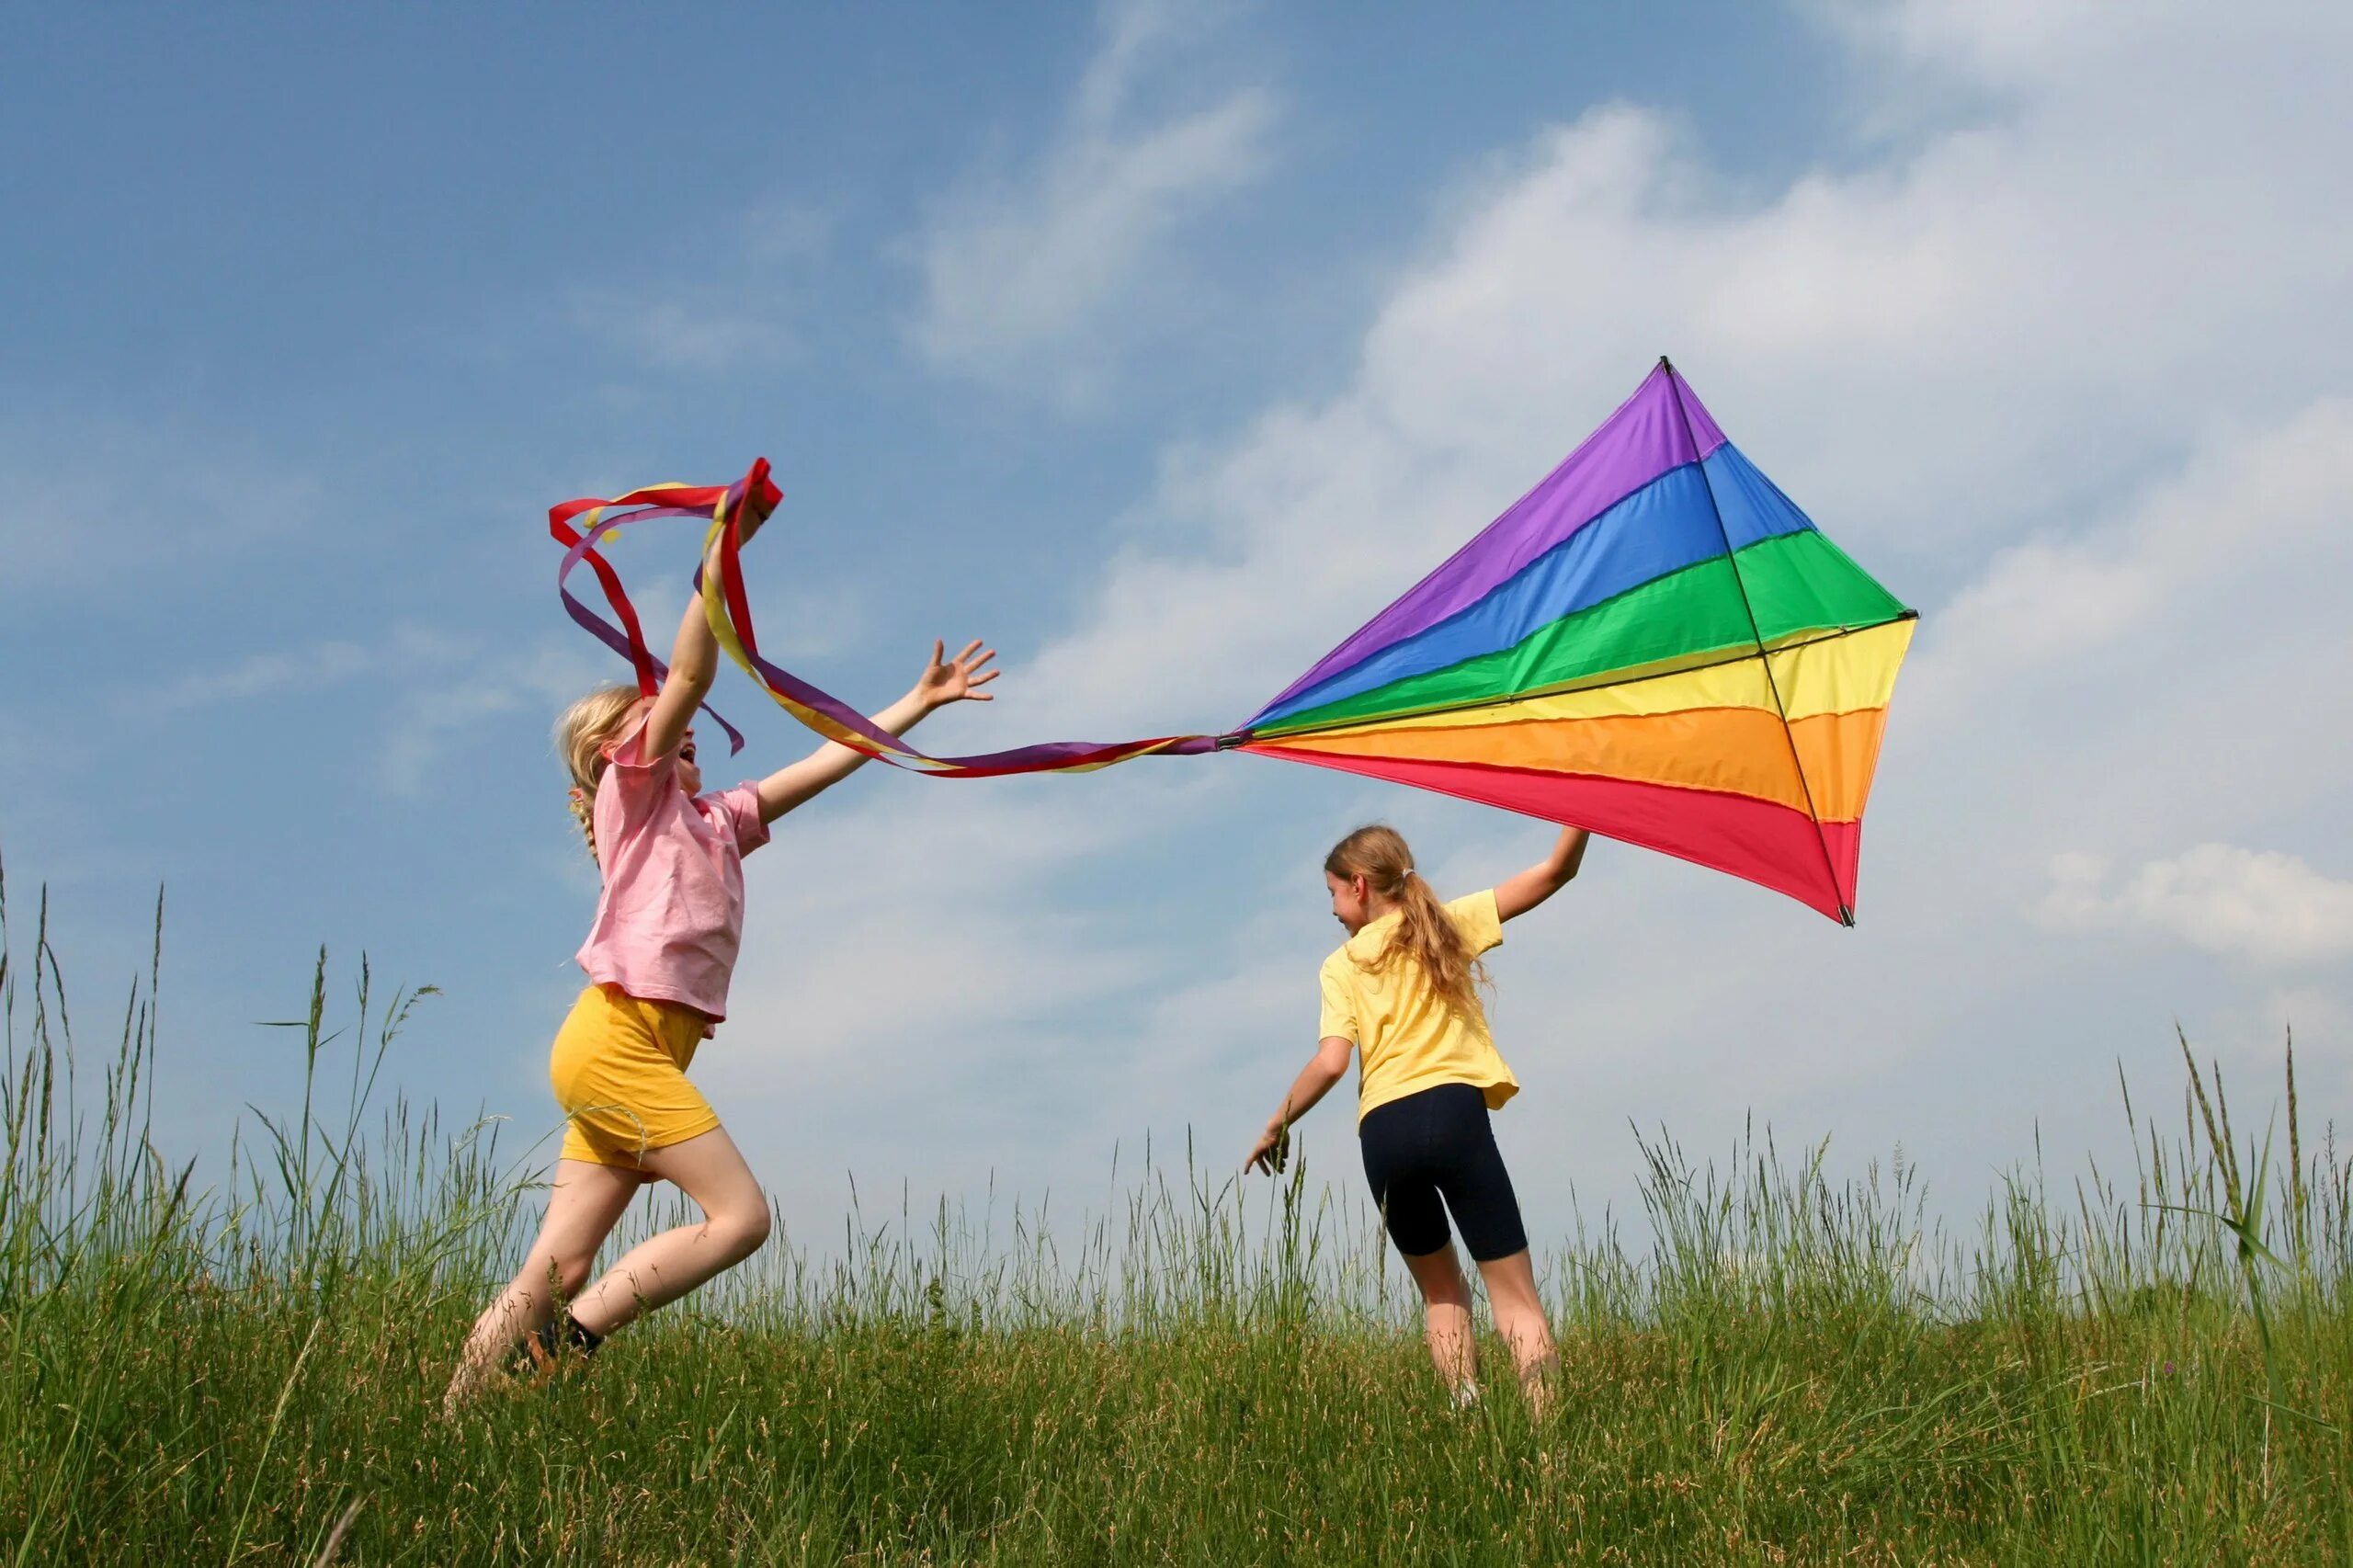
[714,1199,771,1260]
[528,1250,597,1301]
[739,1203,773,1255]
[1423,1278,1472,1312]
[1476,1251,1543,1306]
[1404,1256,1472,1310]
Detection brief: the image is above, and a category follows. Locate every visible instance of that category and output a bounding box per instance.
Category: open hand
[915,639,1000,710]
[1245,1119,1290,1176]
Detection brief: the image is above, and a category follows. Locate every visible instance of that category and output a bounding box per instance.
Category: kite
[551,359,1914,922]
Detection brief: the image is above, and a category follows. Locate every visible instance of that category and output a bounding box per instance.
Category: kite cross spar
[551,360,1915,923]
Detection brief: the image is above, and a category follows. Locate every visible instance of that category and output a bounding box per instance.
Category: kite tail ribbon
[548,464,787,754]
[555,459,1224,774]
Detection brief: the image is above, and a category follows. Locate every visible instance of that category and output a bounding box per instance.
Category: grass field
[5,875,2350,1564]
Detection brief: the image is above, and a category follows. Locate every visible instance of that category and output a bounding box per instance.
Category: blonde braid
[566,787,598,863]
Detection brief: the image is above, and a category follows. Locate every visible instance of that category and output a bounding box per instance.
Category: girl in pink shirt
[445,504,999,1409]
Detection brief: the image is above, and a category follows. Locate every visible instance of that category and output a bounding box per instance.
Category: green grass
[3,866,2350,1565]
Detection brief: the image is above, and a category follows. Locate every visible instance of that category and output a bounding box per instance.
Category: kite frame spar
[550,360,1915,923]
[1667,360,1848,922]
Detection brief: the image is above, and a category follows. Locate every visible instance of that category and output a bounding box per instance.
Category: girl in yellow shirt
[1246,823,1588,1409]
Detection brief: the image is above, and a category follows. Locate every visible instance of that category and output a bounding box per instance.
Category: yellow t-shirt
[1319,889,1518,1121]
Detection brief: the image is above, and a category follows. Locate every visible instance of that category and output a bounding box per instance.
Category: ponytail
[1324,824,1487,1017]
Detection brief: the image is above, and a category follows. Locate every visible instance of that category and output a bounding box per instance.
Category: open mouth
[679,742,698,765]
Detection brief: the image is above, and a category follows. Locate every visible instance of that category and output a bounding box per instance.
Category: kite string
[710,538,1222,774]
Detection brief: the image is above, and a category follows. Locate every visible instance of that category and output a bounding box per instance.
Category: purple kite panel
[1248,363,1728,728]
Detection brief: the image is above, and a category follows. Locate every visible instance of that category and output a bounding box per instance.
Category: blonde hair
[1324,824,1488,1017]
[555,684,643,864]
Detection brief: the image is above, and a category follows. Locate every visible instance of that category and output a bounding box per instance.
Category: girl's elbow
[656,660,704,693]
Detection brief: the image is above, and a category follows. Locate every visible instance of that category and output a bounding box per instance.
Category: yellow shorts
[549,984,721,1170]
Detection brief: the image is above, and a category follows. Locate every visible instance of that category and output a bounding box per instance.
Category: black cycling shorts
[1357,1082,1529,1263]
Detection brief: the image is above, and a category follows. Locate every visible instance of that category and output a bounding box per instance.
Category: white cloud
[121,624,472,712]
[565,203,832,375]
[373,570,870,799]
[2036,845,2353,969]
[147,642,377,707]
[904,0,1279,398]
[0,418,324,608]
[90,617,647,802]
[1920,399,2353,687]
[1830,0,2275,87]
[2260,988,2348,1061]
[566,290,793,376]
[381,637,609,799]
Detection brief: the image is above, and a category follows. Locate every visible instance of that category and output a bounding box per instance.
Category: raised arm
[1245,1035,1356,1175]
[640,500,775,762]
[1493,826,1590,923]
[754,639,998,823]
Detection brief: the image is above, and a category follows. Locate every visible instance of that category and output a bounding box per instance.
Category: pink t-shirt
[574,720,769,1021]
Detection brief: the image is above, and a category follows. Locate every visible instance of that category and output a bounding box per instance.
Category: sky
[5,0,2350,1262]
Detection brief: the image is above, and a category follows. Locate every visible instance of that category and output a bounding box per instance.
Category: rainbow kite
[551,359,1914,922]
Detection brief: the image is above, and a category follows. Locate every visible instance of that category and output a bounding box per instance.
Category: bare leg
[1399,1244,1479,1400]
[445,1158,642,1410]
[565,1125,771,1337]
[1474,1248,1559,1414]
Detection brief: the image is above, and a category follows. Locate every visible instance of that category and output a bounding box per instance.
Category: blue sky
[6,0,2351,1253]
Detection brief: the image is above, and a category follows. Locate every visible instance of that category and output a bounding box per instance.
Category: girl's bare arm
[1494,826,1590,922]
[641,504,775,762]
[754,640,998,823]
[1245,1036,1355,1174]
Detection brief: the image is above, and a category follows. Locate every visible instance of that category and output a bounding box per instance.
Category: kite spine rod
[1666,365,1852,925]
